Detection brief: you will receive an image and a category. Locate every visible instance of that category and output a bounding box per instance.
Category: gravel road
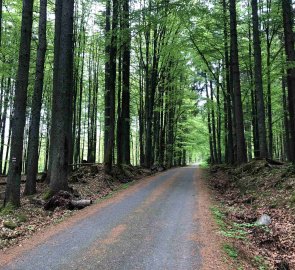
[2,166,202,270]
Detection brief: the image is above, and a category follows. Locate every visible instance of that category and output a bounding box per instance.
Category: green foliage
[223,244,239,260]
[252,255,269,270]
[16,213,28,223]
[3,220,18,230]
[0,203,16,216]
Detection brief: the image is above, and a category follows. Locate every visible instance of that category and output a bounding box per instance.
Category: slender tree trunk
[229,0,247,164]
[4,0,34,207]
[104,0,118,173]
[223,0,234,164]
[25,0,47,195]
[282,0,295,162]
[251,0,268,158]
[121,0,131,164]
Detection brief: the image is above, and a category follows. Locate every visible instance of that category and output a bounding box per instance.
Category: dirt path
[0,166,227,270]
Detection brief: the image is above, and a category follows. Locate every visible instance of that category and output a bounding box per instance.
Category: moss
[42,189,54,200]
[3,220,18,230]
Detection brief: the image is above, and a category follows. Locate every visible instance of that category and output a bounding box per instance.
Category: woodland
[0,0,294,214]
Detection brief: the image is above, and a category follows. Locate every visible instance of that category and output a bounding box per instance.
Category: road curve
[1,167,202,270]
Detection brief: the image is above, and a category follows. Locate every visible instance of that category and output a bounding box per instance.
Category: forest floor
[207,160,295,269]
[0,164,156,251]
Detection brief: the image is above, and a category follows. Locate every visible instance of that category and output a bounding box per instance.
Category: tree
[229,0,247,164]
[104,0,118,173]
[251,0,268,158]
[48,0,74,193]
[24,0,47,195]
[4,0,34,207]
[282,0,295,162]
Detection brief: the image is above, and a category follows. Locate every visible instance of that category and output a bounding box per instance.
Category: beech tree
[4,0,34,207]
[48,0,74,193]
[24,0,47,195]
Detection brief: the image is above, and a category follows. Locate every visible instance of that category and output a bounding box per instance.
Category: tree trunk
[24,0,47,196]
[251,0,268,158]
[229,0,247,164]
[121,0,131,164]
[4,0,34,207]
[48,0,74,193]
[104,0,118,173]
[282,0,295,162]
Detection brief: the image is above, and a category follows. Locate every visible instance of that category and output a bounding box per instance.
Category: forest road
[1,166,207,270]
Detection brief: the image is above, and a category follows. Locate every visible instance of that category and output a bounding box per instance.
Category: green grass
[252,255,269,270]
[0,203,16,216]
[223,244,239,259]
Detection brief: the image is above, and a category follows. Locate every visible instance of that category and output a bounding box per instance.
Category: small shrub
[3,220,18,230]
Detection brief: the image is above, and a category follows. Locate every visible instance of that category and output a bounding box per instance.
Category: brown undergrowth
[0,164,155,251]
[207,160,295,269]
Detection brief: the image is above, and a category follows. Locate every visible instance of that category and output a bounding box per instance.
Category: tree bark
[104,0,118,173]
[229,0,247,164]
[24,0,47,196]
[48,0,74,193]
[282,0,295,162]
[4,0,34,207]
[251,0,268,158]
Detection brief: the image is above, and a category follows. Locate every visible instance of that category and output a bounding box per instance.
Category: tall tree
[251,0,268,158]
[104,0,118,173]
[24,0,47,195]
[48,0,74,193]
[282,0,295,162]
[4,0,34,207]
[229,0,247,164]
[121,0,131,164]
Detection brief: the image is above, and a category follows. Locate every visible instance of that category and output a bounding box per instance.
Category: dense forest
[0,0,294,208]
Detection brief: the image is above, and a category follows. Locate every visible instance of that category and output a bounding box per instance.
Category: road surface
[1,167,203,270]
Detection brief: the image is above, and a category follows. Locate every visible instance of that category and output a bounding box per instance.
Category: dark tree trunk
[49,0,74,193]
[121,0,131,164]
[206,81,214,164]
[24,0,47,196]
[282,0,295,162]
[223,0,234,164]
[282,73,291,161]
[4,0,34,207]
[104,0,118,173]
[251,0,268,158]
[229,0,247,164]
[210,81,218,163]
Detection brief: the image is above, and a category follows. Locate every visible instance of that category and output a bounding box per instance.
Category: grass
[252,255,269,270]
[0,202,16,216]
[223,244,238,259]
